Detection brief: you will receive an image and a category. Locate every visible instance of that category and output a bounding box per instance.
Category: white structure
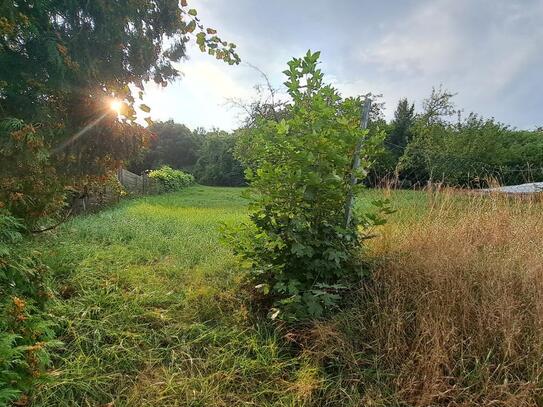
[486,182,543,194]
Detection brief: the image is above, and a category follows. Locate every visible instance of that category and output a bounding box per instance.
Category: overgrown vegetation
[148,166,195,192]
[311,190,543,405]
[28,187,318,406]
[2,3,541,404]
[18,187,543,406]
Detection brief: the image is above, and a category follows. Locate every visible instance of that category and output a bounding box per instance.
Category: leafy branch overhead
[180,3,240,64]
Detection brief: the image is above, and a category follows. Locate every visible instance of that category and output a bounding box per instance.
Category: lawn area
[32,186,307,406]
[30,186,543,406]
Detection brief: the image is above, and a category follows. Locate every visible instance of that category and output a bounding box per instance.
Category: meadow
[30,186,543,406]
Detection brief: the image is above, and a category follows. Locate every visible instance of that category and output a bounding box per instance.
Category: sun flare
[110,100,122,114]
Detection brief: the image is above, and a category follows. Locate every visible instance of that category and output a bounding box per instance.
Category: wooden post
[117,168,123,187]
[344,97,372,228]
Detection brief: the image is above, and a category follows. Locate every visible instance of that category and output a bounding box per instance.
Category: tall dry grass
[309,191,543,406]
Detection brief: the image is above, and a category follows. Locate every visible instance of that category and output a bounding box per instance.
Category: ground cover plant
[18,186,543,406]
[29,187,317,406]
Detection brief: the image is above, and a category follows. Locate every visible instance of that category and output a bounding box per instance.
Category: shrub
[226,51,386,321]
[0,212,58,405]
[148,166,195,192]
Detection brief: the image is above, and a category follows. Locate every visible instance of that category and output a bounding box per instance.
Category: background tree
[0,0,239,226]
[388,98,415,156]
[364,98,393,186]
[398,87,456,185]
[227,64,289,128]
[194,131,246,186]
[367,98,415,186]
[398,88,543,187]
[129,121,203,174]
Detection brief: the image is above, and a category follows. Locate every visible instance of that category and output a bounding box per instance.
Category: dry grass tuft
[310,191,543,406]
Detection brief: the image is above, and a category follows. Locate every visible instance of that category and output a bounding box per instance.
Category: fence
[71,168,158,213]
[116,168,159,195]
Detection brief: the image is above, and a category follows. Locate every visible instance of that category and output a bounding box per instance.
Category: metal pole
[344,97,372,228]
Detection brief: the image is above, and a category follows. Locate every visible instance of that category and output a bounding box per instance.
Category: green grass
[29,186,445,406]
[31,187,306,406]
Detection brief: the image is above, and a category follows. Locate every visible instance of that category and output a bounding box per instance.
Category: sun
[110,100,122,114]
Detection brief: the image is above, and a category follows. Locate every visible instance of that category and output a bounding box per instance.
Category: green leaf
[185,20,196,33]
[277,120,289,135]
[139,104,151,113]
[305,295,323,317]
[307,172,321,185]
[196,32,206,46]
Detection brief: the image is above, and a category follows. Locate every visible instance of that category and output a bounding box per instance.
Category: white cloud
[350,0,543,123]
[142,45,262,130]
[361,0,462,76]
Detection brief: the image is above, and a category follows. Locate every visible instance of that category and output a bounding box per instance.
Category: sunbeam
[51,112,108,155]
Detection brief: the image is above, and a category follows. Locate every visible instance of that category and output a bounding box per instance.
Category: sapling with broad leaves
[226,51,390,320]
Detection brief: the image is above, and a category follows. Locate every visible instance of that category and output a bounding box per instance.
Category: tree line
[133,87,542,190]
[370,87,543,188]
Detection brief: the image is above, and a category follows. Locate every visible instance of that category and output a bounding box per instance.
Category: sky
[142,0,543,131]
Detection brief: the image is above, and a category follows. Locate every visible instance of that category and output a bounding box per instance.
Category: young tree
[227,51,385,320]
